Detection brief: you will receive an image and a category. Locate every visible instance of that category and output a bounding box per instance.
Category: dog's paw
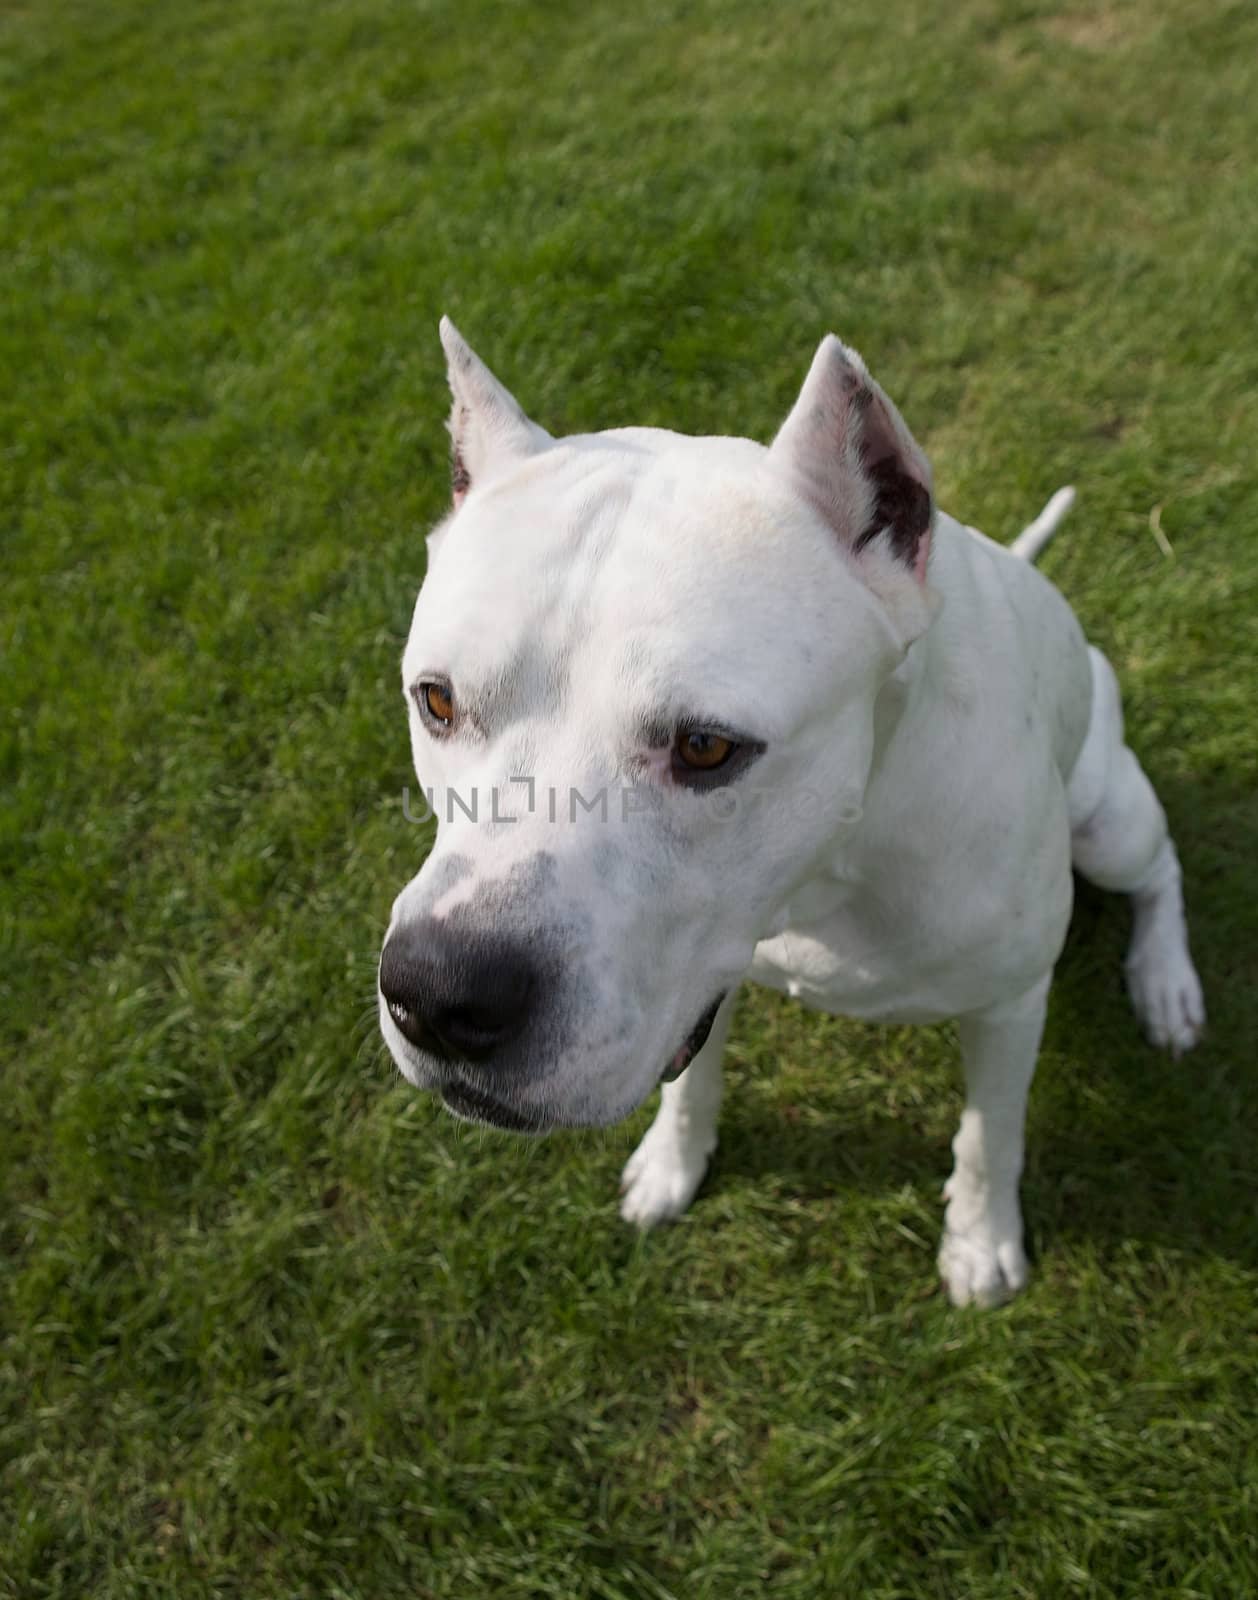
[1126,935,1205,1059]
[937,1224,1029,1309]
[619,1125,712,1229]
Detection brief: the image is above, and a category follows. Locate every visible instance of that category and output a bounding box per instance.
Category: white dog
[378,319,1204,1306]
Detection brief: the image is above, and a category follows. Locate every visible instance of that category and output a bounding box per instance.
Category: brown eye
[675,729,735,771]
[419,681,455,728]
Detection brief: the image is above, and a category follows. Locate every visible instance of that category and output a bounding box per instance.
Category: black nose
[379,919,537,1064]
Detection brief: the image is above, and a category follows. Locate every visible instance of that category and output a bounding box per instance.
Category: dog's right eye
[415,679,457,731]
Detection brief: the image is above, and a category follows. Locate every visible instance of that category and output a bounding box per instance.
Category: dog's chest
[749,832,1072,1025]
[750,891,976,1025]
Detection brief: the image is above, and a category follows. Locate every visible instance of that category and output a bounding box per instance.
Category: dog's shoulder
[925,511,1093,779]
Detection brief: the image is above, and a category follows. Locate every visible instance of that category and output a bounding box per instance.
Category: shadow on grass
[715,1102,944,1206]
[708,772,1258,1271]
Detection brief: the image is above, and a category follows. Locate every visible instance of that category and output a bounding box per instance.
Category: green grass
[3,0,1257,1593]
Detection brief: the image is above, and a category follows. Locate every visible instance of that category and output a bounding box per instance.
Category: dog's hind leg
[1068,647,1205,1056]
[619,991,737,1228]
[939,974,1048,1307]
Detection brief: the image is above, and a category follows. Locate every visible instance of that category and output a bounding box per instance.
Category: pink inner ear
[913,524,932,583]
[850,375,933,581]
[854,383,904,466]
[771,334,934,585]
[855,450,933,578]
[451,446,471,507]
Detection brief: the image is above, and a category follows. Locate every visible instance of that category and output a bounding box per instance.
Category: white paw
[619,1124,713,1229]
[938,1220,1029,1308]
[1126,932,1205,1058]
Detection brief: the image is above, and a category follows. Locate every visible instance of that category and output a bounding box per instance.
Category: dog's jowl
[378,320,1204,1307]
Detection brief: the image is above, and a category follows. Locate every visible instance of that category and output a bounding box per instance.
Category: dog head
[378,320,937,1129]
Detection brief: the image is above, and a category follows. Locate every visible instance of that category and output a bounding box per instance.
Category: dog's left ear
[770,335,939,644]
[439,317,551,507]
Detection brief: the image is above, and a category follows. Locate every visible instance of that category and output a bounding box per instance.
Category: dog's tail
[1010,485,1076,564]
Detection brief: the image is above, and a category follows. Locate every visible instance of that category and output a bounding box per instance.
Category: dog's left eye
[674,729,737,772]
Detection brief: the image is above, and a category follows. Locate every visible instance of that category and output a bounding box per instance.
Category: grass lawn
[3,0,1257,1593]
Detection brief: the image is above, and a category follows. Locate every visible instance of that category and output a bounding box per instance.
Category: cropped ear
[770,336,938,643]
[439,317,551,507]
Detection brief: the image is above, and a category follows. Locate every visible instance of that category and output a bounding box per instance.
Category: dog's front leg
[938,974,1051,1307]
[619,992,737,1228]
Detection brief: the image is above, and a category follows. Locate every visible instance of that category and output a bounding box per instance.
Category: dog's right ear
[439,317,551,507]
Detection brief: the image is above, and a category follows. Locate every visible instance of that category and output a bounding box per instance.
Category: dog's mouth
[660,993,726,1083]
[428,993,726,1128]
[439,1078,549,1133]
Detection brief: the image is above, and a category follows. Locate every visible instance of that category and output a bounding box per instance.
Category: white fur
[1009,485,1076,562]
[379,324,1205,1306]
